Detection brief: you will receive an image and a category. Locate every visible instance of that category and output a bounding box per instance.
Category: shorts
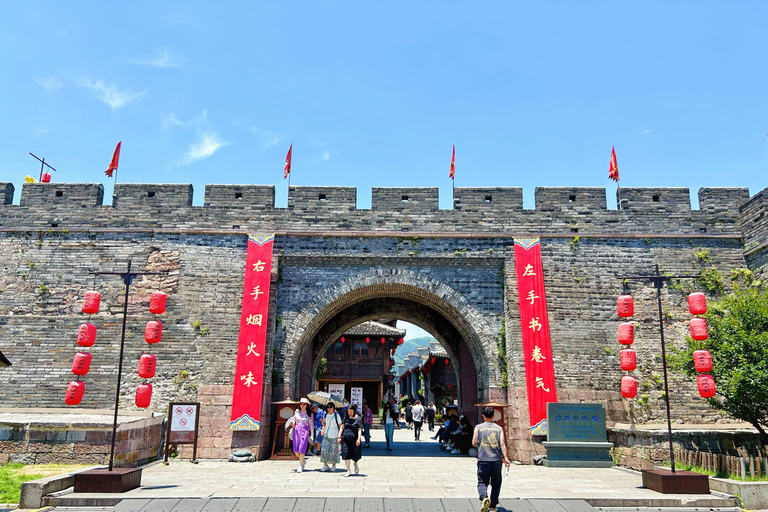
[314,427,324,444]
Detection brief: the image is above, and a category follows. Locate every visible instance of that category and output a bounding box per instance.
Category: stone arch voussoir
[280,269,498,397]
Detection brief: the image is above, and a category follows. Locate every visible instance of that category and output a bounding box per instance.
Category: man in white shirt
[411,400,425,441]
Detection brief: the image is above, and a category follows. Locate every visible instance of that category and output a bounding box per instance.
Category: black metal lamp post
[90,260,167,471]
[619,264,700,473]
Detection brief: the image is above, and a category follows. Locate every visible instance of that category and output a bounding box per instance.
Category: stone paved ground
[59,429,732,506]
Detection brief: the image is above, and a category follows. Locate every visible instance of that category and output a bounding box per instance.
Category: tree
[671,285,768,443]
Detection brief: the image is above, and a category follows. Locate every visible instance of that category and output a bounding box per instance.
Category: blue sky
[1,1,766,208]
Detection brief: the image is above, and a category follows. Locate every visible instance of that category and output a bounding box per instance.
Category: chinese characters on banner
[513,237,558,436]
[230,233,275,430]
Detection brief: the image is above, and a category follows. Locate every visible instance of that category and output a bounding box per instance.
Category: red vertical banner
[230,233,275,431]
[513,237,557,436]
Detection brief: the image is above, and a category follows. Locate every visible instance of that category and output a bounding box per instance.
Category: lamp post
[90,260,167,471]
[619,264,699,473]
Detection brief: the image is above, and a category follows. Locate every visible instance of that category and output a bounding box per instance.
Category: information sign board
[164,402,200,463]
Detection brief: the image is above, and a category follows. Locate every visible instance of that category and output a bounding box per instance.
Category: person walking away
[320,402,342,472]
[312,404,325,456]
[382,402,395,450]
[426,402,436,431]
[289,398,313,473]
[411,400,425,441]
[363,404,373,448]
[339,403,363,477]
[405,401,413,430]
[472,406,511,512]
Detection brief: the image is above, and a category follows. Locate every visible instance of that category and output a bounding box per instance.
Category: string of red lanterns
[136,291,167,408]
[688,293,716,398]
[617,295,638,399]
[67,291,102,405]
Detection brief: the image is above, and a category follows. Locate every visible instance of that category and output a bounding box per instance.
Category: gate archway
[280,270,500,419]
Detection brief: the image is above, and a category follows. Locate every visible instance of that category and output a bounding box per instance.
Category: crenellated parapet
[740,188,768,277]
[1,182,766,241]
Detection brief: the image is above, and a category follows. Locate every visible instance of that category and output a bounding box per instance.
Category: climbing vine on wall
[497,320,508,389]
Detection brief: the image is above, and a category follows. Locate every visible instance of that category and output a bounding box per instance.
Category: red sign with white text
[514,237,557,435]
[230,233,274,430]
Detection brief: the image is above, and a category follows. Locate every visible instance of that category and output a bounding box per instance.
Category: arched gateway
[279,271,499,419]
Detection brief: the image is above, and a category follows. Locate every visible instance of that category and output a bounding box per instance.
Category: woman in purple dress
[290,397,313,472]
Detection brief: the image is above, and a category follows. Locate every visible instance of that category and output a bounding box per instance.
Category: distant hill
[392,336,434,371]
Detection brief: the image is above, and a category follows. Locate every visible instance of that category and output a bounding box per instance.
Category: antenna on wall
[29,153,58,182]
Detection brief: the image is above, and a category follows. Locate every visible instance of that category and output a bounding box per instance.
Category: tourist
[411,400,425,441]
[405,401,413,430]
[449,416,474,454]
[472,406,511,512]
[320,402,342,472]
[362,403,373,448]
[339,403,363,477]
[288,398,313,473]
[392,401,401,428]
[312,404,325,456]
[426,402,436,431]
[382,402,395,450]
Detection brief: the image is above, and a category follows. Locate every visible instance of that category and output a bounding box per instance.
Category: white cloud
[161,113,184,128]
[81,79,145,109]
[133,49,179,68]
[174,133,228,167]
[640,128,653,135]
[34,76,64,92]
[397,322,435,341]
[164,110,208,129]
[33,124,50,136]
[321,151,330,161]
[233,121,280,149]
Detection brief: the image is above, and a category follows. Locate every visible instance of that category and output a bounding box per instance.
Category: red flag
[105,142,121,177]
[609,145,619,182]
[449,145,455,179]
[283,143,292,179]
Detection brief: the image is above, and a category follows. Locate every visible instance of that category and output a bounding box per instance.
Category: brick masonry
[0,182,766,462]
[0,414,163,467]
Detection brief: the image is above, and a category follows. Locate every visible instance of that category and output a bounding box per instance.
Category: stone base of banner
[641,469,710,494]
[542,441,614,468]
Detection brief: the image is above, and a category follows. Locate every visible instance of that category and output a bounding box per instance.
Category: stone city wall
[0,181,765,461]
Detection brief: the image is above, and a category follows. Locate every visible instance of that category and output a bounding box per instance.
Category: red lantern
[149,292,167,314]
[138,354,157,379]
[445,358,449,364]
[365,337,370,344]
[619,349,636,371]
[341,337,345,343]
[380,337,385,344]
[77,323,97,347]
[697,374,716,398]
[430,357,435,364]
[145,321,163,344]
[135,383,153,408]
[618,323,635,345]
[82,291,101,314]
[41,172,51,183]
[688,292,707,315]
[693,349,712,373]
[397,338,404,346]
[71,352,92,376]
[689,318,708,341]
[621,376,638,398]
[65,380,85,405]
[617,295,634,318]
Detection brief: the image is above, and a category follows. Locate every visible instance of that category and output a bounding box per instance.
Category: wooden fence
[675,447,768,479]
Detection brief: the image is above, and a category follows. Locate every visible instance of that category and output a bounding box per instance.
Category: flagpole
[617,180,622,210]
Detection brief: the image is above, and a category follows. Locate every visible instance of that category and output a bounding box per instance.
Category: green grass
[662,461,768,481]
[0,463,44,504]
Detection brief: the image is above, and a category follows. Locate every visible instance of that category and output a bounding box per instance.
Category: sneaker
[296,465,303,473]
[480,497,491,512]
[430,436,437,440]
[301,460,306,471]
[451,448,460,454]
[331,464,337,471]
[320,464,330,472]
[343,471,351,477]
[388,447,393,451]
[354,462,359,474]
